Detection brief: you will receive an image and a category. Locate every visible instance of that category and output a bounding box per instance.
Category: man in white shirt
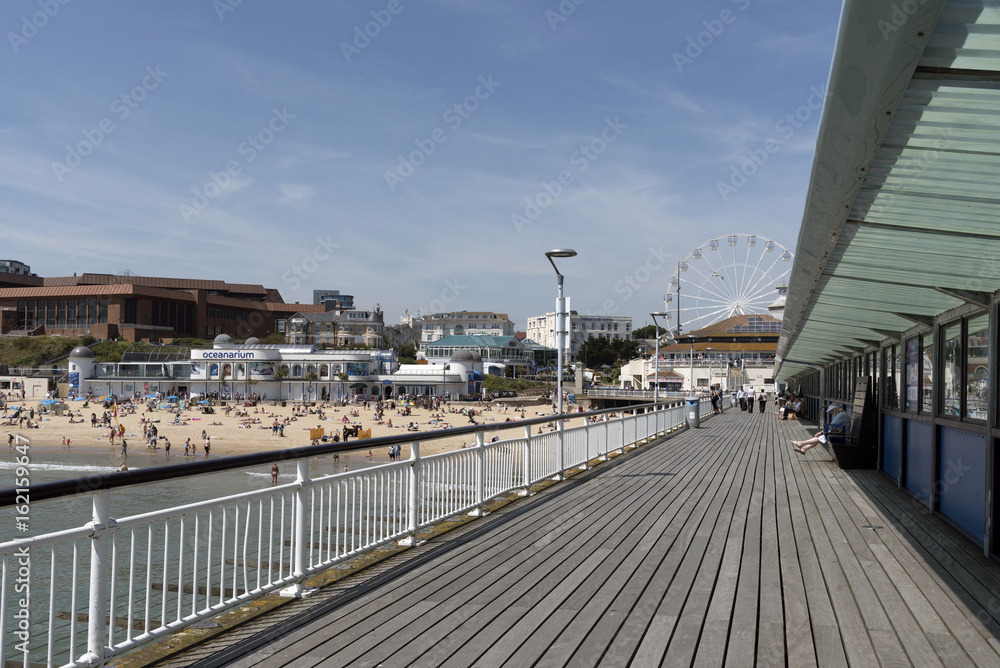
[745,387,755,413]
[736,386,746,411]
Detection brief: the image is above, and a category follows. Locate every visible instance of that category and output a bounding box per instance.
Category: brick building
[0,269,323,342]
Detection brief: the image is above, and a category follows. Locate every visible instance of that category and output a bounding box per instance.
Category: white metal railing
[586,389,694,399]
[0,400,709,667]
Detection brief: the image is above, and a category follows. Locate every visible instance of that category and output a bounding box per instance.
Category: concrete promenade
[144,408,1000,667]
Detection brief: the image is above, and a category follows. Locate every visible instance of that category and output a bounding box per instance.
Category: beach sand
[3,398,591,464]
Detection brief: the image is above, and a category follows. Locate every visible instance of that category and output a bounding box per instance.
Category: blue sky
[0,0,841,334]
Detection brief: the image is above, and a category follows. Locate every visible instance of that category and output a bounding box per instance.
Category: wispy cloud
[277,183,316,202]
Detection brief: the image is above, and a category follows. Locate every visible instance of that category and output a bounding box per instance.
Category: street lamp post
[650,312,668,404]
[686,334,697,395]
[705,346,713,392]
[546,248,576,480]
[705,346,716,391]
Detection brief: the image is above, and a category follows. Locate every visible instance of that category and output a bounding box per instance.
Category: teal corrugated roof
[777,0,1000,380]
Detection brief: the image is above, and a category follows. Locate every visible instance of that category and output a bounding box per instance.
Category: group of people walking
[735,386,768,413]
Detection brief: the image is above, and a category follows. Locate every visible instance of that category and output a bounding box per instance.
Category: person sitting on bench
[779,395,802,420]
[792,405,849,454]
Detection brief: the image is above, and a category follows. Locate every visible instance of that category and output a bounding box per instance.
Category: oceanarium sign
[192,350,281,361]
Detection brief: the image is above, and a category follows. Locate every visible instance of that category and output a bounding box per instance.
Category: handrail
[0,398,710,667]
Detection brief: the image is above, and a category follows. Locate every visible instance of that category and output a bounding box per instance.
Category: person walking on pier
[758,389,767,413]
[737,386,746,411]
[745,387,755,413]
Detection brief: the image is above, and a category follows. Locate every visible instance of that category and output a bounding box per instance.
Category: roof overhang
[778,0,1000,380]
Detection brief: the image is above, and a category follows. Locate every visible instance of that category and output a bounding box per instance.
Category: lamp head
[650,311,669,318]
[545,248,577,278]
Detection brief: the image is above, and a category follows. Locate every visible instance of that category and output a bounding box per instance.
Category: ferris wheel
[664,233,793,335]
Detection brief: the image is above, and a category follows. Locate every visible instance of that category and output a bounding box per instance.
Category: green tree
[611,338,640,363]
[576,336,614,367]
[273,366,288,401]
[219,365,230,398]
[305,371,318,402]
[631,324,666,340]
[336,371,349,402]
[576,336,640,369]
[395,341,418,365]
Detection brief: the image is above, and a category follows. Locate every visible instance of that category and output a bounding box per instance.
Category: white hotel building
[400,311,516,344]
[525,311,632,358]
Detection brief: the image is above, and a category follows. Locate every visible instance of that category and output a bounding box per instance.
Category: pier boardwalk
[144,410,1000,667]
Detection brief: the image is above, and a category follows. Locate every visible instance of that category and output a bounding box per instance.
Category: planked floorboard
[151,407,1000,668]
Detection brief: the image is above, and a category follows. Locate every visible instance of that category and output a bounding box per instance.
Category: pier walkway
[151,409,1000,667]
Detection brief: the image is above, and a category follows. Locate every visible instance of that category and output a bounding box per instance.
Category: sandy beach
[3,397,591,465]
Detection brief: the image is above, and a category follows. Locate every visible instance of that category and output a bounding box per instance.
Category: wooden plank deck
[151,408,1000,667]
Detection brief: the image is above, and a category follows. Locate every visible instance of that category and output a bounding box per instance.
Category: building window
[870,351,879,408]
[942,322,962,417]
[921,331,934,414]
[891,344,900,409]
[966,313,989,420]
[881,347,892,409]
[905,336,919,412]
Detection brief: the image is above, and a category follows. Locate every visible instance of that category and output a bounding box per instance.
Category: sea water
[0,446,378,538]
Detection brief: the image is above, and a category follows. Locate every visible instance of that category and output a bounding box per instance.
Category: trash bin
[685,396,700,428]
[281,400,287,408]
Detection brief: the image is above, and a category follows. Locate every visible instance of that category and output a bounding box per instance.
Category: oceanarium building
[66,335,484,401]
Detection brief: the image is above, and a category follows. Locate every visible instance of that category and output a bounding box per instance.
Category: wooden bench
[826,378,877,469]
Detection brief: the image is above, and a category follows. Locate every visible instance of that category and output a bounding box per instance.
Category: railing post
[554,417,564,481]
[519,426,533,496]
[399,442,425,546]
[281,458,316,597]
[82,490,111,665]
[619,411,627,454]
[600,417,609,461]
[581,417,591,470]
[469,432,489,517]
